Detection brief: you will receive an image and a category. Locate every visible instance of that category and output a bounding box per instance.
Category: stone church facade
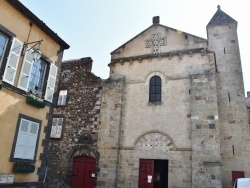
[97,6,250,188]
[46,6,250,188]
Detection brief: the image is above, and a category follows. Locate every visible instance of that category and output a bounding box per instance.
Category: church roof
[207,5,237,27]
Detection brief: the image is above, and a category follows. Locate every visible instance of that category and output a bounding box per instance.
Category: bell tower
[207,5,250,187]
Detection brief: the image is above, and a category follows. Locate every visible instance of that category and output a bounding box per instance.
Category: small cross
[145,33,166,54]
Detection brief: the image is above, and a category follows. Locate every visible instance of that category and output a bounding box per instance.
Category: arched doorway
[71,156,96,188]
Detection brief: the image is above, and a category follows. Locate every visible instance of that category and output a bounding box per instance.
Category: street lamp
[32,49,42,61]
[22,39,43,61]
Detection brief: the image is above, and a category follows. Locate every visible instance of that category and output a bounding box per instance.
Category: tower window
[149,76,161,102]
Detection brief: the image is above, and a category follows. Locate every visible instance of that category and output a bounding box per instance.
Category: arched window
[149,76,161,102]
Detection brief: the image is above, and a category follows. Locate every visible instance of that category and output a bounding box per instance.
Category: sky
[19,0,250,95]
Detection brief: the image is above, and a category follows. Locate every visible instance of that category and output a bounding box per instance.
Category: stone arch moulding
[145,71,167,85]
[134,130,176,152]
[120,130,191,151]
[67,145,100,164]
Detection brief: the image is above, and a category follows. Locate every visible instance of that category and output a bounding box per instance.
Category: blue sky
[19,0,250,95]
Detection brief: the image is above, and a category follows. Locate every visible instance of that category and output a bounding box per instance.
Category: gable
[111,24,207,60]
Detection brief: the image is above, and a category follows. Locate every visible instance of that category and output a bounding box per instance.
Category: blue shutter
[25,121,39,160]
[3,38,23,85]
[14,118,39,160]
[14,119,29,159]
[45,63,58,102]
[17,48,33,91]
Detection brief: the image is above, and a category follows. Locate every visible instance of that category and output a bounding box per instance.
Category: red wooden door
[232,171,244,186]
[71,156,96,188]
[84,157,96,187]
[139,159,154,188]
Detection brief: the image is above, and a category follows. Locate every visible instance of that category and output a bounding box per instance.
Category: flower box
[26,93,46,108]
[13,162,35,173]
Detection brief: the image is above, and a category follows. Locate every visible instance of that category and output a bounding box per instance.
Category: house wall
[0,88,49,182]
[0,0,60,64]
[0,0,66,186]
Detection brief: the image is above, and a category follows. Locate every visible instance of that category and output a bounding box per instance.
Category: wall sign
[0,174,14,184]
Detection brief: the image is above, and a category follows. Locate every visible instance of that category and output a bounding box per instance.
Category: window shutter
[17,48,33,91]
[45,63,58,103]
[50,118,63,138]
[14,119,29,159]
[25,121,39,160]
[3,38,23,85]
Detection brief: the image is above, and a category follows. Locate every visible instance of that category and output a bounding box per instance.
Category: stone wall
[46,57,102,187]
[97,78,124,188]
[116,136,192,188]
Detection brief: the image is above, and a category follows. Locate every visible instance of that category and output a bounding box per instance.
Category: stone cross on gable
[145,33,166,54]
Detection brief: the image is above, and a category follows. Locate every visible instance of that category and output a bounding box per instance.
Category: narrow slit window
[149,76,161,102]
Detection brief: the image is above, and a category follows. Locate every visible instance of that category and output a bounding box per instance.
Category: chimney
[153,16,160,24]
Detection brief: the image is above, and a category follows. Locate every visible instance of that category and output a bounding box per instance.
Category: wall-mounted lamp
[22,39,43,61]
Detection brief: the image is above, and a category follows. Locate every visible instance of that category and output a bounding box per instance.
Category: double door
[71,156,96,188]
[139,159,168,188]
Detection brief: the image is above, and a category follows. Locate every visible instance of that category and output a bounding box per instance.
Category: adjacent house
[0,0,69,187]
[46,57,102,188]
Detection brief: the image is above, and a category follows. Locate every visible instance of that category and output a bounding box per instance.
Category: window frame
[50,115,65,139]
[10,114,42,163]
[0,24,16,78]
[57,89,68,106]
[149,76,161,102]
[0,32,9,69]
[28,58,48,97]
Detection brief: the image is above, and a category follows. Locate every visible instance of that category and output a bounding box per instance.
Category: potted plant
[13,162,35,173]
[0,80,3,89]
[26,93,46,108]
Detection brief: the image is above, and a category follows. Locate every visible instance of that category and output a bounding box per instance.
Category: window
[50,118,63,138]
[57,90,67,106]
[0,24,58,103]
[11,114,41,161]
[149,76,161,102]
[28,59,47,96]
[17,48,58,103]
[0,32,8,68]
[63,72,70,81]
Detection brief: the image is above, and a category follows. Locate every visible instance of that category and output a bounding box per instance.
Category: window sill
[148,101,162,106]
[56,104,67,107]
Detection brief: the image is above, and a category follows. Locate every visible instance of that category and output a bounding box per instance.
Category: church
[47,6,250,188]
